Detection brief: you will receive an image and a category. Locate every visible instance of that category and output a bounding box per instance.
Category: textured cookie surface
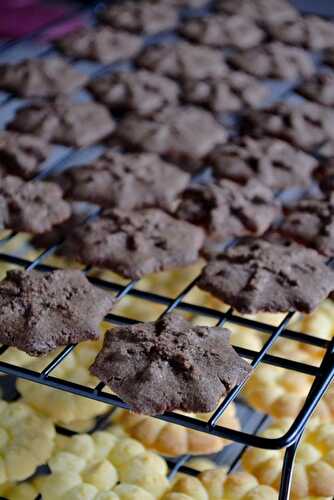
[241,102,334,152]
[90,312,251,415]
[111,402,239,456]
[198,239,334,314]
[60,151,190,211]
[136,41,228,81]
[280,195,334,257]
[209,136,317,190]
[116,106,227,171]
[63,208,204,279]
[0,269,115,355]
[8,97,115,148]
[89,69,179,116]
[177,179,280,252]
[99,0,178,34]
[182,71,269,112]
[0,57,88,98]
[180,14,264,49]
[57,26,142,64]
[228,42,315,80]
[0,174,70,234]
[0,131,51,179]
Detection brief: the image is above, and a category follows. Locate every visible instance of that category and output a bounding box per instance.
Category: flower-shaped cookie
[110,402,240,456]
[162,468,278,499]
[16,339,110,427]
[0,400,55,484]
[35,430,169,499]
[242,417,334,499]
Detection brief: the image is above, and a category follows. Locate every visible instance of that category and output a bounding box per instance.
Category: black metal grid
[0,2,333,499]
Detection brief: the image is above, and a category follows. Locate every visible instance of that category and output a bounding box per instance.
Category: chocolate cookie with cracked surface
[180,14,264,49]
[59,151,190,211]
[0,57,88,98]
[198,239,334,314]
[280,195,334,257]
[57,26,142,64]
[90,312,251,415]
[99,0,178,34]
[0,269,115,356]
[240,102,334,152]
[228,42,315,80]
[136,41,228,81]
[62,208,204,279]
[297,73,334,106]
[182,71,269,112]
[209,136,317,191]
[0,174,71,234]
[0,131,51,179]
[88,70,179,117]
[177,179,280,252]
[115,106,227,172]
[8,97,115,148]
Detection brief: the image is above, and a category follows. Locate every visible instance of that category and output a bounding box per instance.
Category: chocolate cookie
[280,196,334,257]
[115,106,227,172]
[182,71,269,112]
[90,312,251,415]
[198,239,334,314]
[215,0,299,24]
[297,73,334,106]
[0,269,115,356]
[99,0,178,34]
[57,26,142,64]
[0,175,71,234]
[209,137,317,190]
[88,70,179,116]
[0,57,88,98]
[240,102,334,152]
[228,42,315,80]
[177,179,280,250]
[136,41,228,81]
[180,15,264,49]
[266,16,334,50]
[0,131,51,179]
[62,208,204,279]
[8,97,115,148]
[59,151,190,211]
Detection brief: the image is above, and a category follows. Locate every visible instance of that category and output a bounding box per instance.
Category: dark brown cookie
[59,151,190,211]
[240,102,334,152]
[228,42,315,80]
[0,131,51,179]
[90,312,251,415]
[136,41,228,81]
[177,179,280,251]
[8,97,115,148]
[266,16,334,50]
[62,208,204,279]
[88,70,179,116]
[215,0,299,24]
[57,26,142,64]
[0,175,71,234]
[182,71,269,112]
[297,73,334,106]
[198,239,334,314]
[0,269,115,356]
[99,0,178,34]
[209,136,317,190]
[280,196,334,257]
[180,14,264,49]
[115,106,227,172]
[0,57,88,98]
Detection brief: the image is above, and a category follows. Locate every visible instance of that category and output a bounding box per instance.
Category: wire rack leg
[278,431,303,500]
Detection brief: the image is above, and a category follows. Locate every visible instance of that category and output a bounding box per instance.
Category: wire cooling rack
[0,1,334,499]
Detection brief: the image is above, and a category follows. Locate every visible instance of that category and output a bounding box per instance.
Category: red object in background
[0,1,85,40]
